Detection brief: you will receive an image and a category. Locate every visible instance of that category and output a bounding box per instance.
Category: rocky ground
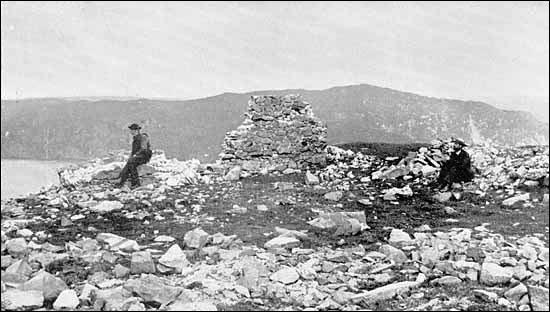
[1,141,549,311]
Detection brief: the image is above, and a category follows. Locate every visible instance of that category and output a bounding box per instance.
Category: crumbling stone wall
[219,95,327,173]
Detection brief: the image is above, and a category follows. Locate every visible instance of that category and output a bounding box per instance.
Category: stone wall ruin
[219,95,328,173]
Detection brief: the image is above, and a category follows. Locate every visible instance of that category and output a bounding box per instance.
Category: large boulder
[19,270,68,300]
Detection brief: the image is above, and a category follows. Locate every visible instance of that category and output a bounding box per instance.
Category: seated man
[117,123,153,188]
[437,138,474,190]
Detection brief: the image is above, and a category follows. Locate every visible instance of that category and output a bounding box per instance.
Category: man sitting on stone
[436,138,474,191]
[116,123,153,189]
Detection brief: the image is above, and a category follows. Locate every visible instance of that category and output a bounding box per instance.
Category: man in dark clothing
[437,138,474,190]
[117,123,153,188]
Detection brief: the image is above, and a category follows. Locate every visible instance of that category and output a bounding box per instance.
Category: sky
[1,1,549,122]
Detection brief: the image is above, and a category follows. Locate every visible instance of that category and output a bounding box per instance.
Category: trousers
[119,154,150,186]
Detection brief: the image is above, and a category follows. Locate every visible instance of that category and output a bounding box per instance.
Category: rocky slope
[2,84,548,161]
[1,140,548,311]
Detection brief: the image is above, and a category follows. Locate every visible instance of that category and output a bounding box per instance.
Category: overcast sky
[1,1,548,121]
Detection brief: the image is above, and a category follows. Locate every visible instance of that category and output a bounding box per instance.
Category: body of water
[1,159,72,200]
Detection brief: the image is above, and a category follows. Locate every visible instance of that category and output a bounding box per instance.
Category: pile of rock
[219,95,328,175]
[57,150,208,187]
[313,138,549,196]
[469,143,549,192]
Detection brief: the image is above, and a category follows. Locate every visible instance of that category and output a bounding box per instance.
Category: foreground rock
[130,251,156,274]
[308,211,368,235]
[184,227,210,249]
[19,270,68,300]
[270,266,300,285]
[351,280,422,304]
[528,286,549,311]
[2,289,44,310]
[480,262,513,286]
[53,289,80,310]
[123,274,183,305]
[264,235,301,249]
[158,244,189,272]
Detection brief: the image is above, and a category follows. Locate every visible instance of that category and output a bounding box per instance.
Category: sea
[1,159,72,201]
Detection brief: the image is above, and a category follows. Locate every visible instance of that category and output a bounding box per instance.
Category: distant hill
[2,84,548,162]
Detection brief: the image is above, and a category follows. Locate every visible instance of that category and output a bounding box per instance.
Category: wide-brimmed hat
[453,138,468,147]
[128,123,142,130]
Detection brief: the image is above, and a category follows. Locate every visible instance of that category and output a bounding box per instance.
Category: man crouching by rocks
[116,123,153,189]
[436,137,475,191]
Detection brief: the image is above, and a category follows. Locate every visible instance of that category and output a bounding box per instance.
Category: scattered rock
[270,266,300,284]
[167,300,218,311]
[158,244,189,272]
[480,262,513,286]
[473,289,498,303]
[305,171,320,185]
[96,233,139,252]
[502,193,530,206]
[264,236,301,249]
[528,286,549,311]
[53,289,79,310]
[2,289,44,310]
[113,264,131,279]
[184,227,210,249]
[308,211,368,235]
[130,251,156,274]
[257,204,269,211]
[350,281,421,304]
[90,201,124,213]
[154,235,176,243]
[224,166,242,181]
[433,192,453,203]
[431,276,462,286]
[379,244,407,265]
[20,270,68,300]
[388,229,412,244]
[324,191,343,201]
[123,274,182,305]
[6,237,28,256]
[504,283,528,303]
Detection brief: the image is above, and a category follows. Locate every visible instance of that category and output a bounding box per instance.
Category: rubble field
[1,140,548,311]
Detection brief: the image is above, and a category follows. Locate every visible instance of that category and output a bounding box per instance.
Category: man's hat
[453,138,468,147]
[128,123,142,130]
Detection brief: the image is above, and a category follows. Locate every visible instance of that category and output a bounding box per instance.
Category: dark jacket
[438,149,474,184]
[131,133,152,161]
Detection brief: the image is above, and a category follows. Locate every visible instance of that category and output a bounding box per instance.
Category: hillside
[1,84,548,161]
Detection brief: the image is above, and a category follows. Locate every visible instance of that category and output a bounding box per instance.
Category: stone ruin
[219,95,328,173]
